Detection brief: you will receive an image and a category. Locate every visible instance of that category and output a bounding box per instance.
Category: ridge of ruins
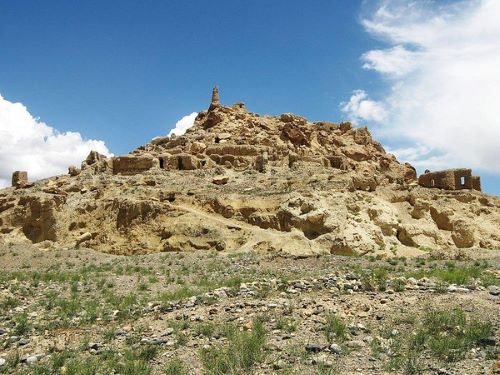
[1,88,498,257]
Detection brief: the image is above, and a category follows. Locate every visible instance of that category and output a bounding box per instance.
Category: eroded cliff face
[1,92,499,257]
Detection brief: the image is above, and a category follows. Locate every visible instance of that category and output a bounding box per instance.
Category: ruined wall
[418,169,481,191]
[12,171,28,187]
[472,176,481,191]
[159,154,203,171]
[112,156,156,175]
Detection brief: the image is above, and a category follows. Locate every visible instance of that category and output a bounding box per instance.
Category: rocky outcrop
[114,199,162,230]
[451,219,475,248]
[1,88,498,257]
[12,196,60,243]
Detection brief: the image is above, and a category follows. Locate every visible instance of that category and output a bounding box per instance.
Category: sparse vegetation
[0,246,498,374]
[199,318,267,374]
[386,308,494,373]
[324,314,347,344]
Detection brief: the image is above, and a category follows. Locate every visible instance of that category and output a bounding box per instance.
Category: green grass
[164,358,188,375]
[199,318,267,374]
[0,296,20,311]
[194,322,217,337]
[274,314,298,333]
[420,308,493,361]
[14,313,30,336]
[406,262,498,286]
[387,307,494,372]
[324,314,347,344]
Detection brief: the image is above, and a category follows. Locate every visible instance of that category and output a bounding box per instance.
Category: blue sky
[1,0,499,194]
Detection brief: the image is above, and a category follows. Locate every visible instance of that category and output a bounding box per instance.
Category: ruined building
[418,168,481,191]
[11,171,28,188]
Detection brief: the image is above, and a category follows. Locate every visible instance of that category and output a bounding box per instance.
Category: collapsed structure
[418,169,481,191]
[2,88,498,256]
[11,171,28,188]
[71,87,418,186]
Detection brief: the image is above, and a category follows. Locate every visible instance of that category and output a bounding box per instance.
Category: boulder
[190,141,207,154]
[151,136,170,146]
[411,199,430,219]
[351,175,377,192]
[430,206,454,231]
[212,176,229,185]
[68,166,81,177]
[451,219,475,248]
[282,124,309,146]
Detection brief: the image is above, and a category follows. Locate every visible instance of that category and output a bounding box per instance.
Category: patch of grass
[387,307,494,372]
[115,350,152,375]
[14,313,30,336]
[0,296,20,311]
[324,314,347,344]
[194,322,216,337]
[391,278,406,292]
[137,281,149,291]
[103,328,117,342]
[164,358,188,375]
[421,308,493,361]
[406,263,498,286]
[159,286,199,303]
[137,344,159,361]
[274,315,298,333]
[199,318,267,374]
[64,356,100,375]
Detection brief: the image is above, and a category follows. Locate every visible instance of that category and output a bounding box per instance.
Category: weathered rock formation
[0,88,498,257]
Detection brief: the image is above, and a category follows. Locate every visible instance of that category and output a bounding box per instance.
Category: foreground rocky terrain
[0,245,499,374]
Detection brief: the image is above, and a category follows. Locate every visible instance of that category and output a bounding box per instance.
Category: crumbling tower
[12,171,28,188]
[208,86,220,111]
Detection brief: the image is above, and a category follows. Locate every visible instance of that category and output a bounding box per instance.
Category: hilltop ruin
[2,88,498,256]
[418,168,481,191]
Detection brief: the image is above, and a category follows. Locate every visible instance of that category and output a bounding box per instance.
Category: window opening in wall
[460,176,465,186]
[177,157,184,170]
[159,158,164,169]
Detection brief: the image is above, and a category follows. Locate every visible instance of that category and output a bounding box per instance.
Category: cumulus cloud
[341,90,388,124]
[361,45,419,76]
[0,94,111,187]
[343,0,500,173]
[168,112,198,136]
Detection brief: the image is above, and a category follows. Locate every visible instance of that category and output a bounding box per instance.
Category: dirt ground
[0,245,499,374]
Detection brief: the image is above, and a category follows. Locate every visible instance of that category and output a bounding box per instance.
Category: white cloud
[362,45,419,76]
[345,0,500,173]
[341,90,387,123]
[0,94,112,187]
[168,112,198,136]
